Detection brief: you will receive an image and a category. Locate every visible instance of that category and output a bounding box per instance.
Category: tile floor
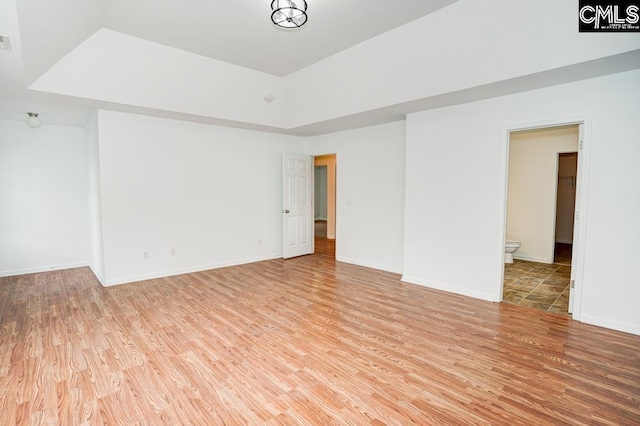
[503,244,572,315]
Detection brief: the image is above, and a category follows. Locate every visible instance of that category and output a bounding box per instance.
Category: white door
[283,154,314,259]
[568,124,583,314]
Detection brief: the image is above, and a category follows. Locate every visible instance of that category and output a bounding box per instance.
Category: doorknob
[283,210,290,214]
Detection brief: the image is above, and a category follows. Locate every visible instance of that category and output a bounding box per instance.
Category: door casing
[497,117,590,320]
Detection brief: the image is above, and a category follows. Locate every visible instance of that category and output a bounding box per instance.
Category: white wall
[17,0,112,85]
[507,126,578,263]
[0,118,88,276]
[31,29,286,128]
[314,166,327,220]
[285,0,640,127]
[404,69,640,335]
[305,122,406,274]
[555,153,578,244]
[96,110,298,285]
[28,2,640,131]
[85,112,105,282]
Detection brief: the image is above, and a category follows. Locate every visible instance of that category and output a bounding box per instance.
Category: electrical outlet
[258,239,263,246]
[171,248,176,256]
[143,251,149,260]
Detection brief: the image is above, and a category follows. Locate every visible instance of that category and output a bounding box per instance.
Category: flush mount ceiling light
[27,112,41,129]
[271,0,308,29]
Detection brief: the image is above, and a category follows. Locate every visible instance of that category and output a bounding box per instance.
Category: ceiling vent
[0,35,11,51]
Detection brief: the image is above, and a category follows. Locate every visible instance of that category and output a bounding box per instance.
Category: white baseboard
[580,314,640,336]
[513,254,553,264]
[336,256,402,274]
[0,261,88,278]
[401,275,494,302]
[88,264,106,286]
[102,253,283,287]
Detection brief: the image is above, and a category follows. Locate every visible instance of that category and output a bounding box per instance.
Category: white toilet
[504,240,521,263]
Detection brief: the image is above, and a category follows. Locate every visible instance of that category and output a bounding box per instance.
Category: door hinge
[579,140,583,150]
[575,210,580,221]
[570,280,575,289]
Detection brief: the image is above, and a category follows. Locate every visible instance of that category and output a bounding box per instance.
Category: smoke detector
[0,35,11,51]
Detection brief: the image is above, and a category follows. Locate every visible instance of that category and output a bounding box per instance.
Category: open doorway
[502,125,580,315]
[554,152,578,266]
[314,165,328,237]
[314,155,336,257]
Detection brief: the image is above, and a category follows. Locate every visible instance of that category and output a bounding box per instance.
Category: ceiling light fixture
[27,112,41,129]
[271,0,308,29]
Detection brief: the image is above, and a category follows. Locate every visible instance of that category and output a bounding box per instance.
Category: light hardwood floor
[1,238,639,424]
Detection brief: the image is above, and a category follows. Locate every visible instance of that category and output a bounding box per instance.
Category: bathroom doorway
[502,124,581,315]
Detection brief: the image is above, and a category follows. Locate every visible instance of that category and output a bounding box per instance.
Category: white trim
[334,158,340,261]
[311,156,316,255]
[548,152,561,262]
[402,275,494,302]
[569,121,592,320]
[0,262,88,278]
[495,126,511,302]
[580,314,640,337]
[513,254,553,264]
[102,253,282,287]
[497,115,592,321]
[337,256,402,275]
[88,264,106,286]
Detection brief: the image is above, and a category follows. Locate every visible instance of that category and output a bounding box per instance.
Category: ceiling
[0,0,458,128]
[103,0,458,77]
[1,0,638,133]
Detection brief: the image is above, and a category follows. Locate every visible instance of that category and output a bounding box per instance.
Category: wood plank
[0,237,639,424]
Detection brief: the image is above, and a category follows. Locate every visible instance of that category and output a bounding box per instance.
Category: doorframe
[314,155,337,240]
[312,153,338,257]
[496,116,592,320]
